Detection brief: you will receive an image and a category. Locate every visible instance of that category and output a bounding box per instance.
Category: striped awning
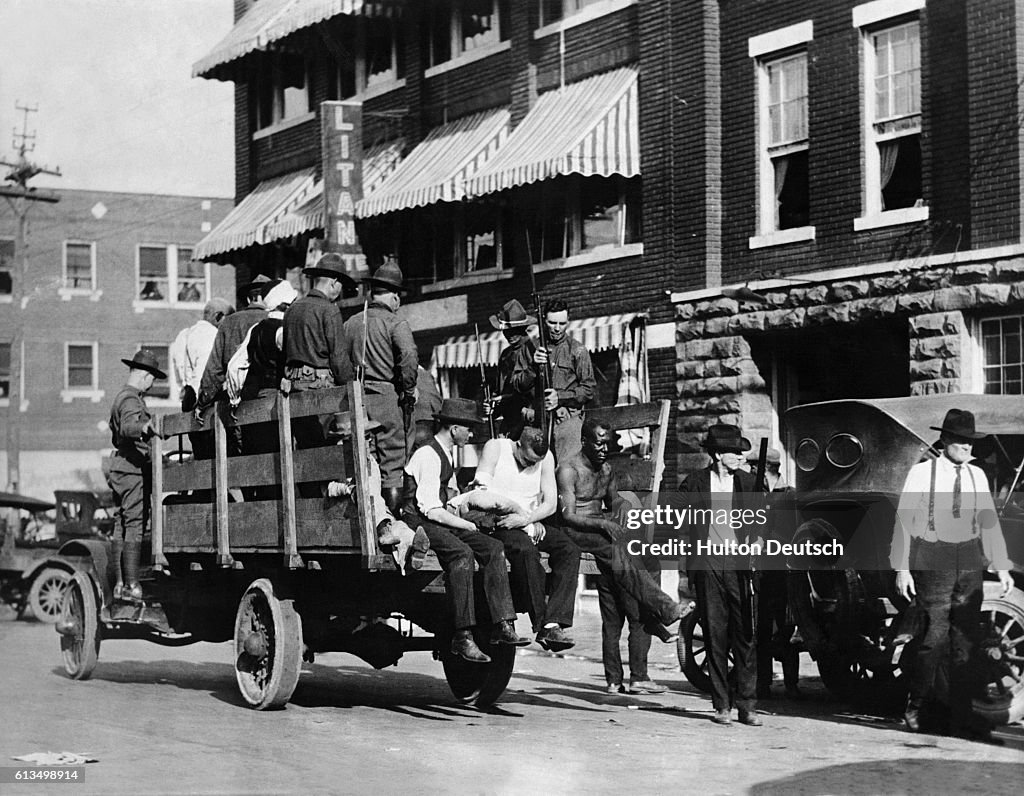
[464,68,639,198]
[356,109,510,218]
[363,138,405,195]
[193,0,397,79]
[195,168,320,260]
[432,313,644,370]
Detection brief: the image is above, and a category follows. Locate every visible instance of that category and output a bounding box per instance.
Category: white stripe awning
[356,109,509,218]
[432,313,644,370]
[193,0,396,80]
[464,68,639,198]
[195,169,320,260]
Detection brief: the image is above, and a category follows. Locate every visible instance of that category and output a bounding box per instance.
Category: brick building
[193,0,1024,485]
[668,0,1024,475]
[0,190,235,499]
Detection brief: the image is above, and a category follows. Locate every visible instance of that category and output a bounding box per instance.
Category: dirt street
[0,604,1021,795]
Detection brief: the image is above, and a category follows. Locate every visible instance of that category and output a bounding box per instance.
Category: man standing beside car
[893,408,1014,741]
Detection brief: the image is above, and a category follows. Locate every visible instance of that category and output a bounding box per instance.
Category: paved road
[0,604,1021,795]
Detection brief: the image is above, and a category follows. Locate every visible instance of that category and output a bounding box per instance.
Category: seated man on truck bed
[402,398,530,664]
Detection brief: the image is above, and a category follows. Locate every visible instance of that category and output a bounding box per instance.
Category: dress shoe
[490,619,531,647]
[904,703,921,733]
[606,683,625,694]
[738,709,763,726]
[536,625,575,652]
[711,710,732,726]
[451,630,491,664]
[891,632,914,647]
[642,620,678,644]
[627,679,668,695]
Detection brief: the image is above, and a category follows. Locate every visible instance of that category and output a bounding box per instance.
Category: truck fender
[56,539,111,605]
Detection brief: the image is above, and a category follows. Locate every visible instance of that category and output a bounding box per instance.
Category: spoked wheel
[677,610,734,694]
[59,572,100,680]
[974,583,1024,726]
[441,629,516,709]
[30,568,71,623]
[233,579,303,710]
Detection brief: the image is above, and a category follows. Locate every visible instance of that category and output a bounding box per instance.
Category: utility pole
[0,103,60,494]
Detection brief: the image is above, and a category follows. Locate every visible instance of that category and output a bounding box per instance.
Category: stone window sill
[421,269,512,295]
[252,111,317,141]
[424,41,511,79]
[534,0,637,39]
[61,389,105,404]
[748,226,816,249]
[533,243,643,273]
[853,206,929,231]
[59,288,103,301]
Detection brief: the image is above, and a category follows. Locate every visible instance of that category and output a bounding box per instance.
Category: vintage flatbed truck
[56,381,673,711]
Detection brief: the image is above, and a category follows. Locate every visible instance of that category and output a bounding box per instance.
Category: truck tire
[28,567,71,624]
[234,579,304,710]
[59,572,100,680]
[973,582,1024,726]
[441,628,516,709]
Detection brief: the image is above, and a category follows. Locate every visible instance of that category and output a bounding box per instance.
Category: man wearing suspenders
[893,408,1014,740]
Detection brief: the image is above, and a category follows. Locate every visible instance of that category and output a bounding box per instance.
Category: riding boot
[122,540,143,600]
[109,537,124,597]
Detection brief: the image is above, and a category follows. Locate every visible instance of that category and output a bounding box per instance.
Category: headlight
[795,438,820,472]
[825,433,863,469]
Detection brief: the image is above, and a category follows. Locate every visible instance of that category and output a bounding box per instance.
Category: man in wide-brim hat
[107,350,164,601]
[403,397,529,663]
[894,407,1014,740]
[488,299,539,439]
[344,257,417,512]
[678,422,765,726]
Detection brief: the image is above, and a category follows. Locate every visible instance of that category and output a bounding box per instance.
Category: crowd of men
[104,253,1017,738]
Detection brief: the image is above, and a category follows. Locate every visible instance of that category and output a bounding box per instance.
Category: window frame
[133,243,210,311]
[976,313,1024,395]
[62,341,103,403]
[853,4,928,230]
[535,0,636,37]
[0,340,11,406]
[0,236,14,300]
[748,22,816,250]
[60,240,98,296]
[426,0,509,77]
[252,54,315,138]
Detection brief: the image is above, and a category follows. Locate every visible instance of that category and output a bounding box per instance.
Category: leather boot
[382,486,405,517]
[121,540,143,601]
[451,629,491,663]
[904,698,922,732]
[108,537,124,596]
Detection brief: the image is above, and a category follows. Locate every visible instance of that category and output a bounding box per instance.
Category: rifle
[531,290,554,446]
[358,294,369,383]
[474,323,496,439]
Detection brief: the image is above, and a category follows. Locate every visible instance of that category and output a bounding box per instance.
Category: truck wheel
[441,629,516,709]
[29,568,71,624]
[59,572,100,680]
[234,579,303,710]
[677,611,735,694]
[973,582,1024,726]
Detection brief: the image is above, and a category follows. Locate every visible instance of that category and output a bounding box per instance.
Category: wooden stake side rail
[588,400,672,492]
[151,383,382,571]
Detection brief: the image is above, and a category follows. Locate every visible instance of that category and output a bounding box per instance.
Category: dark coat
[677,467,765,557]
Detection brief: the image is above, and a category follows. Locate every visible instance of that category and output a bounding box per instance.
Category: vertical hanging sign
[318,100,368,281]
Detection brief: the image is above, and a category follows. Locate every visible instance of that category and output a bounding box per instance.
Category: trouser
[489,524,581,631]
[289,377,334,497]
[364,381,408,489]
[755,570,799,691]
[417,519,516,630]
[596,555,658,685]
[695,562,757,713]
[109,464,150,588]
[562,527,678,625]
[552,412,583,464]
[907,538,985,724]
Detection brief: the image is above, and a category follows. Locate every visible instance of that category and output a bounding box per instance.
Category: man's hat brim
[433,411,485,426]
[929,424,987,440]
[362,276,406,292]
[303,267,357,286]
[121,358,167,380]
[488,313,536,330]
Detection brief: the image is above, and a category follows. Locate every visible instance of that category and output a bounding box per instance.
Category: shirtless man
[556,419,693,644]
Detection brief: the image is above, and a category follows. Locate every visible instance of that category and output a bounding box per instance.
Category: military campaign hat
[362,260,406,292]
[302,252,357,287]
[121,349,167,380]
[242,273,273,294]
[489,299,537,330]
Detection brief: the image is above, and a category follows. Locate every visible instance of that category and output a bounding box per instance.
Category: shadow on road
[749,759,1023,795]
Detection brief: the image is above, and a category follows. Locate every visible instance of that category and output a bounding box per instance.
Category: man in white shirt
[170,298,233,413]
[403,398,529,664]
[894,408,1014,740]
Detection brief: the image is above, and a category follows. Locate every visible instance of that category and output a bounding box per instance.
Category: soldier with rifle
[487,299,538,439]
[343,259,418,515]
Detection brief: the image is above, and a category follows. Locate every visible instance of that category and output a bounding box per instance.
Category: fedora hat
[242,273,273,294]
[434,397,484,427]
[702,424,752,453]
[362,259,406,292]
[489,299,537,330]
[930,408,987,441]
[303,252,357,287]
[121,349,167,380]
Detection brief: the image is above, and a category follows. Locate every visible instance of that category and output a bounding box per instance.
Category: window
[0,238,13,295]
[139,345,172,401]
[856,14,925,227]
[333,17,404,99]
[255,55,311,131]
[428,0,504,67]
[537,0,613,28]
[63,241,95,290]
[0,342,10,400]
[577,177,642,251]
[136,244,207,307]
[462,206,501,273]
[982,315,1023,394]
